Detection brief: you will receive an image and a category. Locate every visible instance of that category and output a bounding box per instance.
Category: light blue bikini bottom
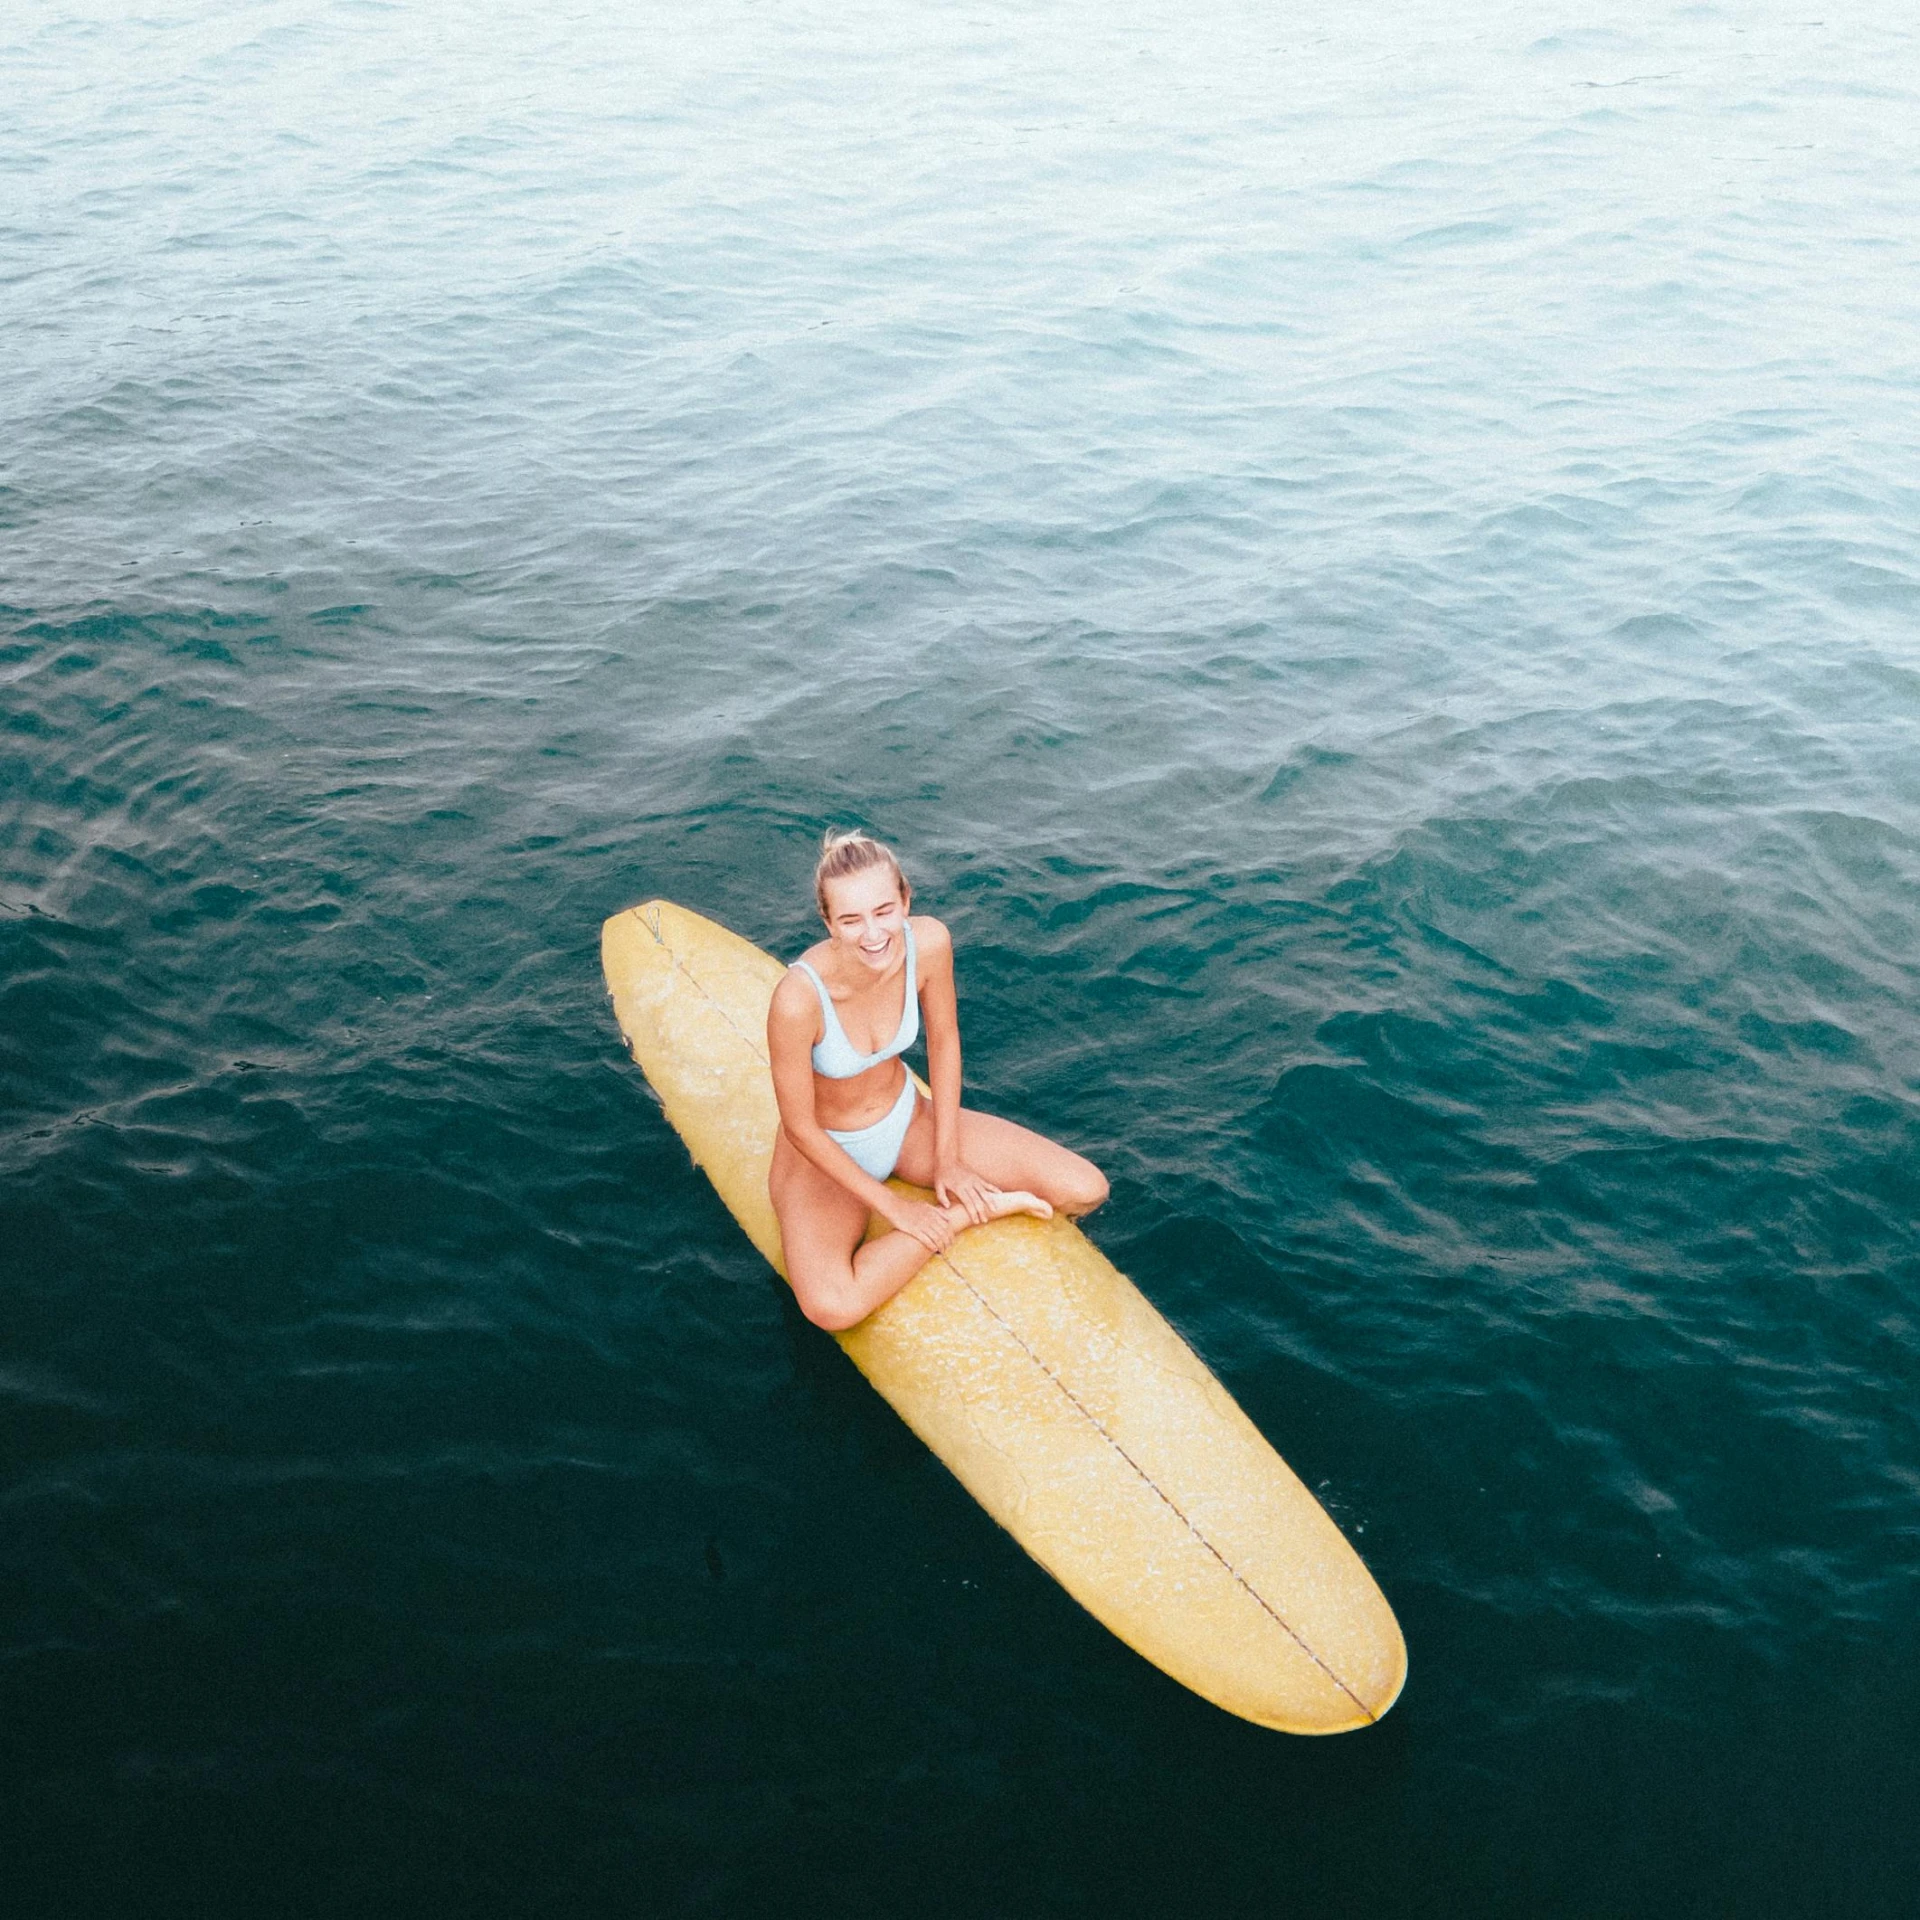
[825,1075,919,1181]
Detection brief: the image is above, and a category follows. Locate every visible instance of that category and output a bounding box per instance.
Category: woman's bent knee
[794,1290,864,1336]
[1063,1162,1109,1214]
[788,1267,866,1333]
[799,1292,866,1333]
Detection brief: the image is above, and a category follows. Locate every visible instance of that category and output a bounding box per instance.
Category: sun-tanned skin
[767,864,1109,1332]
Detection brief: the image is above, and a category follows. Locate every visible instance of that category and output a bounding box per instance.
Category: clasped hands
[884,1158,1002,1253]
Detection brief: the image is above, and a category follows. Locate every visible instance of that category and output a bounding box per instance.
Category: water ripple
[6,0,1920,1913]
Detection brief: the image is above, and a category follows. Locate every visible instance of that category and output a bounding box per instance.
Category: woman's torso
[790,917,920,1131]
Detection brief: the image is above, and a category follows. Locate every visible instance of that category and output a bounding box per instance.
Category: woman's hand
[886,1196,959,1255]
[935,1159,998,1227]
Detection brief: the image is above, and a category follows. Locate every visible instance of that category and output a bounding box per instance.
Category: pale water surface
[4,2,1919,1914]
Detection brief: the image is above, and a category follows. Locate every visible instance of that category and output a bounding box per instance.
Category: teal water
[6,1,1920,1913]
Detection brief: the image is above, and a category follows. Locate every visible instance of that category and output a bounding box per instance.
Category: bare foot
[946,1187,1052,1227]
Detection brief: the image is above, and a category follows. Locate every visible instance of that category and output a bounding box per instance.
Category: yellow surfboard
[602,900,1406,1733]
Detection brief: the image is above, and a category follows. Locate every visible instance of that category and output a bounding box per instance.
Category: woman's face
[821,865,909,974]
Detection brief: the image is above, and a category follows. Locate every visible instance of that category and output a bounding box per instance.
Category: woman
[768,831,1109,1332]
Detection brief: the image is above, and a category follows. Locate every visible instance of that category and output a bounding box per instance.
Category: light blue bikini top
[790,922,919,1079]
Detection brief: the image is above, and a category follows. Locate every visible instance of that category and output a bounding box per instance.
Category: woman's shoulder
[908,914,952,960]
[770,949,828,1020]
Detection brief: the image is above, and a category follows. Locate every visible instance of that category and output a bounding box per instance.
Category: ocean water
[5,0,1919,1912]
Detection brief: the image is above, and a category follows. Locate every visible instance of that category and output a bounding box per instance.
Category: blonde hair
[814,829,908,920]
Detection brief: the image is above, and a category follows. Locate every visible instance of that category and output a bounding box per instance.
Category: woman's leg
[770,1118,1060,1333]
[770,1131,936,1333]
[894,1106,1109,1217]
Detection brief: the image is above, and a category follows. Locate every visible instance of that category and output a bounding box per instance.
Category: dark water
[6,2,1920,1913]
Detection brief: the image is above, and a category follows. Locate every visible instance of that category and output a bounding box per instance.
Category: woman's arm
[914,918,996,1223]
[767,971,955,1249]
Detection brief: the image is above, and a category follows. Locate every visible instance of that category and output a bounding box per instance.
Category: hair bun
[814,830,907,918]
